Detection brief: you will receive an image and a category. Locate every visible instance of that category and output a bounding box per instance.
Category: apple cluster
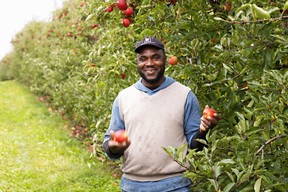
[106,0,134,28]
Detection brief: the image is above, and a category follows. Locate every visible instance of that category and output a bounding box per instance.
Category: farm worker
[103,36,219,192]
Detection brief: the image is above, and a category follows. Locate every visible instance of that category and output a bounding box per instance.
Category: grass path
[0,81,120,191]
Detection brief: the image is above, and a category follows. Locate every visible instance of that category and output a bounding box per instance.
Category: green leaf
[85,14,94,21]
[195,138,208,146]
[239,165,253,184]
[247,100,255,108]
[235,3,251,15]
[202,71,218,81]
[163,146,176,157]
[214,17,225,22]
[223,182,235,192]
[254,178,262,192]
[232,168,240,178]
[226,171,235,183]
[177,143,187,162]
[252,4,271,20]
[223,63,234,73]
[208,178,218,191]
[254,115,264,127]
[140,29,156,37]
[283,1,288,13]
[267,7,279,14]
[219,159,235,165]
[214,164,221,178]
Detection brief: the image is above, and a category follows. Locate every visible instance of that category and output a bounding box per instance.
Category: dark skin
[108,46,219,154]
[136,45,166,89]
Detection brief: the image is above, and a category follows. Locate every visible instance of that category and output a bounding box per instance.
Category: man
[103,37,219,192]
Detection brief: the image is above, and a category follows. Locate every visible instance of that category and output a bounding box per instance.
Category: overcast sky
[0,0,64,60]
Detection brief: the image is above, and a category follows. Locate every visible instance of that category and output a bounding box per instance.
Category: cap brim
[135,44,164,53]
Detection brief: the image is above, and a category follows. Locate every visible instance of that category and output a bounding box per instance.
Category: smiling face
[136,46,166,89]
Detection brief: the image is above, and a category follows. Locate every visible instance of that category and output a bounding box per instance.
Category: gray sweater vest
[118,82,191,181]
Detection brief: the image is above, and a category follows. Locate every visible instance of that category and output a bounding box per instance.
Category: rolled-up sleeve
[184,91,201,148]
[102,96,126,160]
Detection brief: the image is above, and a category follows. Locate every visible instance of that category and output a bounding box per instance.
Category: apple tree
[1,0,287,191]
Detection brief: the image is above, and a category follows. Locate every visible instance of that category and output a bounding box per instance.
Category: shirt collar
[133,76,175,95]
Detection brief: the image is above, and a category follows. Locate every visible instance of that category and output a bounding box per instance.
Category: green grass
[0,81,120,192]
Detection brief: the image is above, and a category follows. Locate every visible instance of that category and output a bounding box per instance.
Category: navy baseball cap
[135,37,164,53]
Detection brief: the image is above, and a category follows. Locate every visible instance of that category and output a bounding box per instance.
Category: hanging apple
[168,56,178,65]
[122,18,130,27]
[117,0,128,10]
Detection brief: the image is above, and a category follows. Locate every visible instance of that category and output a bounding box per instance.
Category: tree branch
[256,134,287,159]
[218,16,288,25]
[274,64,288,70]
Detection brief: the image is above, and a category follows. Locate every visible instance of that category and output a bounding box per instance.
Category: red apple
[117,0,128,10]
[107,6,113,12]
[224,2,232,12]
[114,130,128,143]
[107,4,116,12]
[124,7,133,16]
[91,24,99,28]
[122,18,130,27]
[66,32,73,37]
[120,73,126,79]
[203,107,216,119]
[168,56,178,65]
[170,0,177,5]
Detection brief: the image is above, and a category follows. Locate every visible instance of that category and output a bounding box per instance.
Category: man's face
[136,46,166,89]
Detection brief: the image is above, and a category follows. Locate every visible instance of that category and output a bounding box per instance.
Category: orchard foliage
[0,0,287,191]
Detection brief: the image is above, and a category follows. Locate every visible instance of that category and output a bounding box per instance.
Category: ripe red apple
[124,7,133,16]
[66,32,73,37]
[224,2,232,12]
[168,56,178,65]
[120,73,126,79]
[114,130,128,143]
[170,0,177,5]
[122,18,130,27]
[91,24,99,28]
[117,0,128,10]
[107,4,116,12]
[203,107,216,119]
[107,6,113,12]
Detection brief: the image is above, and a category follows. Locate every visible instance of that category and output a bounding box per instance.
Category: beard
[138,66,165,85]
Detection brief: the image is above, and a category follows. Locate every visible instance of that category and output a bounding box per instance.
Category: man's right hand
[108,130,131,154]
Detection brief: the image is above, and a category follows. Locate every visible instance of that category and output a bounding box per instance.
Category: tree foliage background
[0,0,287,191]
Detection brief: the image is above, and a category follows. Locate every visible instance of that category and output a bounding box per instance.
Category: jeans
[120,175,192,192]
[122,186,191,192]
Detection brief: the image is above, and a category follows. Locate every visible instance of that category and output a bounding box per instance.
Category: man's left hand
[200,105,219,133]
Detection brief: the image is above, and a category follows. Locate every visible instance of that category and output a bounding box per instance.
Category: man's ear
[136,53,139,63]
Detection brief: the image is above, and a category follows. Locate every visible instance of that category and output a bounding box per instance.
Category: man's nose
[146,58,154,66]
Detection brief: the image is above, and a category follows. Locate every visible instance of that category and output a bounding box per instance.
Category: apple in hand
[203,107,216,119]
[114,130,128,143]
